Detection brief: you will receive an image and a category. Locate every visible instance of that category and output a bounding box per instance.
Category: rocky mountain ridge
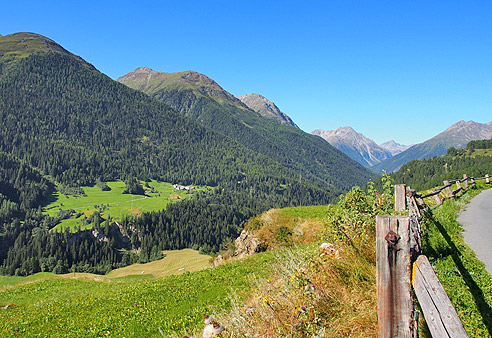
[311,126,394,167]
[237,93,298,128]
[118,67,249,113]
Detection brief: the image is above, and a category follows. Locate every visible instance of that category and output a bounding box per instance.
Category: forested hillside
[0,32,370,276]
[386,139,492,191]
[118,68,375,191]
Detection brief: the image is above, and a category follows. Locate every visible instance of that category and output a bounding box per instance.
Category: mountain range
[311,127,394,167]
[378,140,413,156]
[372,120,492,173]
[312,121,492,173]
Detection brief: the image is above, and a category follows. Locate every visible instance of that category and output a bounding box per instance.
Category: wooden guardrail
[376,174,490,338]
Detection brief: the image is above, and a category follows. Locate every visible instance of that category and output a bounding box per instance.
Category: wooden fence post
[376,216,417,338]
[395,184,406,211]
[413,255,469,338]
[433,193,441,205]
[463,174,469,189]
[486,174,490,184]
[444,180,454,198]
[456,179,462,191]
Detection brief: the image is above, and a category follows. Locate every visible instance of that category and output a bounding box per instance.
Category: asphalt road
[457,188,492,275]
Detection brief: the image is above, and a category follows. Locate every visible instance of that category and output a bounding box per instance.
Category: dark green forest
[0,33,370,275]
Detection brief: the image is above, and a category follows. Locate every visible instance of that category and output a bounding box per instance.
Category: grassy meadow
[44,180,205,232]
[0,189,383,338]
[0,251,274,337]
[0,249,212,290]
[106,249,212,279]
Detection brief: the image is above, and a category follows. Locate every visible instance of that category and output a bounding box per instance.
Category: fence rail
[377,174,490,337]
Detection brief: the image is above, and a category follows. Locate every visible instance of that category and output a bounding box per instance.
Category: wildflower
[300,305,306,312]
[304,284,315,292]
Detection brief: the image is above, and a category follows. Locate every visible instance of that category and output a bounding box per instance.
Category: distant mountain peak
[118,68,245,109]
[237,93,298,128]
[378,140,413,156]
[0,32,74,63]
[311,127,393,167]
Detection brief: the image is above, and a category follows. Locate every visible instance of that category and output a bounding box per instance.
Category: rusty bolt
[385,230,400,248]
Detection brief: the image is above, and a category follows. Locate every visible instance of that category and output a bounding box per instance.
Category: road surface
[457,188,492,275]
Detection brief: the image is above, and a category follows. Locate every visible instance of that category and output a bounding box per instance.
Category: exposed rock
[233,230,265,259]
[213,254,224,266]
[238,93,298,128]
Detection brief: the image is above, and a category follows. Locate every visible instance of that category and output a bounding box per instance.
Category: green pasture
[0,249,212,290]
[470,148,492,157]
[107,249,212,279]
[44,180,203,232]
[0,251,274,337]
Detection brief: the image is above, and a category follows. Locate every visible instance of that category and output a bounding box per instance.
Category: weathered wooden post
[433,192,441,205]
[463,174,469,189]
[407,187,422,219]
[413,255,470,338]
[444,180,454,198]
[486,174,490,184]
[376,216,417,338]
[456,179,462,191]
[395,184,406,211]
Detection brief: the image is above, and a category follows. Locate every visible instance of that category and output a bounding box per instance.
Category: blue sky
[2,1,492,145]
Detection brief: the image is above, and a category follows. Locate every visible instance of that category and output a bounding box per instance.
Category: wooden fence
[376,174,490,338]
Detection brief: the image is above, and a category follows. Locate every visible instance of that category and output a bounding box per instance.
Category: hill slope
[373,120,492,173]
[117,67,376,192]
[237,93,298,128]
[311,126,393,167]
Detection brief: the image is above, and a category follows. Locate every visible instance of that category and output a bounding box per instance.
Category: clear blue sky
[2,1,492,145]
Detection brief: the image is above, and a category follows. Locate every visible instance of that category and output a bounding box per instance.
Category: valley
[1,29,492,338]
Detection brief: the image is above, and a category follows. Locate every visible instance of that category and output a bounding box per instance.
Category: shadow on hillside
[41,186,59,210]
[426,212,492,336]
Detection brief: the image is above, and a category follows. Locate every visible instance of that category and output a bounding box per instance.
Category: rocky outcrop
[214,230,265,266]
[237,93,298,128]
[233,230,265,258]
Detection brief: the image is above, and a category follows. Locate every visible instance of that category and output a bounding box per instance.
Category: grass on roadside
[420,182,492,337]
